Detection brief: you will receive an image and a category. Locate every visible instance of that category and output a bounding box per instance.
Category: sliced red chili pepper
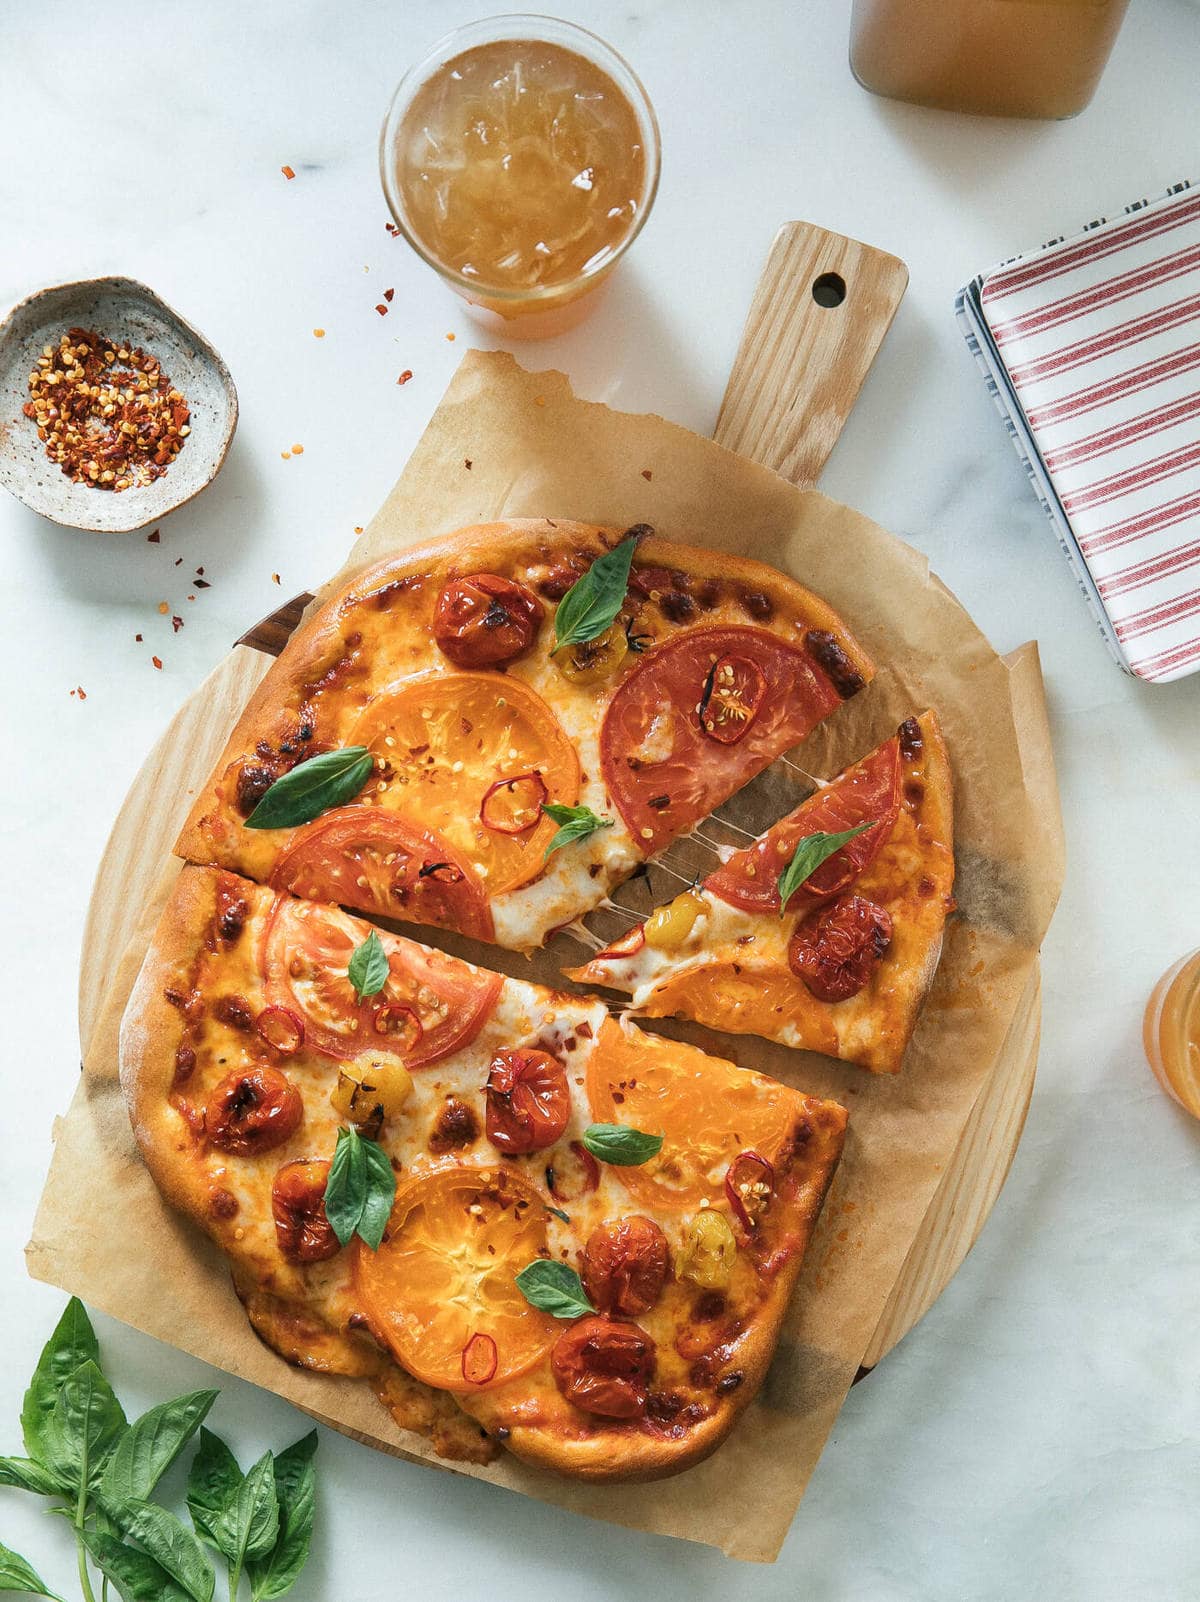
[371,1002,423,1053]
[698,655,767,745]
[547,1140,601,1202]
[480,771,549,836]
[596,924,646,959]
[461,1331,498,1386]
[254,1005,305,1057]
[724,1150,776,1233]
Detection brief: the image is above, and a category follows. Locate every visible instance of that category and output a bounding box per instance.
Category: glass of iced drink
[380,16,660,338]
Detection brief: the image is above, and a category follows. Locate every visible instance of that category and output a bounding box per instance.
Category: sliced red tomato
[261,894,500,1067]
[270,806,493,941]
[705,735,901,915]
[599,626,844,854]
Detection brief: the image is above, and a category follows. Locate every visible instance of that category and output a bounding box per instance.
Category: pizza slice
[121,865,847,1481]
[175,520,872,951]
[567,713,954,1074]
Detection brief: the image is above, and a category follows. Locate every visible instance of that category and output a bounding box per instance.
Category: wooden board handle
[714,221,908,485]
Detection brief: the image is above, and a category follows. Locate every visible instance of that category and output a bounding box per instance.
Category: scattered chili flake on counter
[24,329,191,492]
[354,525,363,534]
[281,165,296,180]
[383,287,395,303]
[135,632,143,641]
[157,601,169,614]
[397,369,413,385]
[641,469,653,481]
[464,459,473,470]
[446,332,456,341]
[313,328,326,338]
[151,656,163,669]
[70,686,87,700]
[172,615,184,632]
[291,443,304,455]
[147,528,160,543]
[375,304,389,316]
[385,220,400,235]
[272,573,281,584]
[194,578,211,589]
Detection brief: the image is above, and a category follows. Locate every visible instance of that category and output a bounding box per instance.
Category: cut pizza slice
[567,713,955,1074]
[121,864,846,1481]
[174,520,873,950]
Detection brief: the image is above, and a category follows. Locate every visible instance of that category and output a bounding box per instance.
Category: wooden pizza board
[76,221,1041,1370]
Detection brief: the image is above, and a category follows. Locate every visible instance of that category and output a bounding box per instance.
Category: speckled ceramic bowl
[0,276,237,532]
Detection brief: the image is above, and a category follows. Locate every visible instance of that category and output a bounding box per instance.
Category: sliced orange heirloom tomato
[350,671,579,895]
[584,1017,802,1209]
[637,963,838,1059]
[353,1165,559,1392]
[261,895,500,1067]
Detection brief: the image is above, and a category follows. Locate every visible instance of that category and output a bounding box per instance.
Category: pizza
[566,714,954,1074]
[175,520,873,951]
[120,864,847,1481]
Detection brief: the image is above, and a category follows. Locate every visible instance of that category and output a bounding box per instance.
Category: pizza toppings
[592,924,646,959]
[724,1151,775,1234]
[204,1065,303,1155]
[272,1158,341,1264]
[551,1316,656,1419]
[479,772,548,835]
[551,536,638,654]
[600,626,847,854]
[698,654,767,745]
[461,1332,499,1386]
[254,1005,305,1057]
[325,1126,397,1249]
[433,573,544,669]
[581,1216,670,1317]
[554,620,629,685]
[541,802,614,859]
[330,1060,414,1126]
[546,1140,600,1203]
[788,894,894,1002]
[642,889,705,950]
[485,1047,571,1155]
[514,1259,596,1318]
[245,746,374,831]
[353,1165,557,1391]
[676,1210,737,1291]
[580,1123,664,1167]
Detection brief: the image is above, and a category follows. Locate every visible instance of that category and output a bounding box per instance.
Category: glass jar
[849,0,1131,119]
[1143,947,1200,1120]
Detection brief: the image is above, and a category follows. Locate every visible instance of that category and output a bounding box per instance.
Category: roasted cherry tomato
[676,1210,738,1291]
[643,890,705,950]
[485,1047,570,1156]
[263,895,500,1067]
[581,1216,670,1317]
[205,1065,303,1155]
[433,573,544,669]
[724,1150,776,1234]
[479,771,548,835]
[554,621,629,686]
[272,1158,340,1264]
[699,654,767,744]
[706,737,901,915]
[271,806,494,941]
[788,894,893,1002]
[255,1005,305,1057]
[600,626,846,854]
[551,1316,656,1419]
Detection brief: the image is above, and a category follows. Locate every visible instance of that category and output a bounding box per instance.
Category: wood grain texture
[714,221,908,484]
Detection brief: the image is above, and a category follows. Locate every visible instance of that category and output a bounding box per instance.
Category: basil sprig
[542,802,614,859]
[776,823,874,915]
[2,1296,317,1601]
[347,930,388,1002]
[325,1127,396,1250]
[581,1123,663,1167]
[551,537,637,653]
[515,1261,595,1320]
[245,746,373,831]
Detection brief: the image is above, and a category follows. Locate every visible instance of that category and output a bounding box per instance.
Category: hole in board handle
[812,272,846,308]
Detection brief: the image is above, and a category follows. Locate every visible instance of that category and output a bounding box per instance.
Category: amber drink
[381,18,660,337]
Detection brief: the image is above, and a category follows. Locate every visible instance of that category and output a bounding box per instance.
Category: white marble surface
[3,2,1199,1597]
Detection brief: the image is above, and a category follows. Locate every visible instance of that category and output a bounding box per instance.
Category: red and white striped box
[957,181,1200,683]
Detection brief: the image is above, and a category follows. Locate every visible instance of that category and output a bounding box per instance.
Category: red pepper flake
[534,395,546,407]
[174,556,182,566]
[281,165,296,180]
[464,459,473,470]
[375,304,389,317]
[146,529,160,543]
[194,578,211,589]
[397,369,413,386]
[171,615,184,632]
[291,443,304,455]
[385,220,400,235]
[383,287,395,303]
[135,632,143,642]
[313,328,325,338]
[641,469,653,481]
[70,685,87,699]
[157,600,169,614]
[151,656,163,670]
[272,573,281,585]
[187,595,196,602]
[353,526,363,534]
[196,566,205,575]
[446,332,456,341]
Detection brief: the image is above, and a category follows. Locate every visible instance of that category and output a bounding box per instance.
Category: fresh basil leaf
[81,1529,191,1602]
[0,1539,65,1600]
[775,822,874,913]
[99,1389,217,1512]
[347,930,388,1002]
[552,538,637,652]
[214,1452,279,1569]
[325,1127,395,1250]
[581,1123,664,1167]
[186,1428,242,1551]
[0,1456,64,1496]
[121,1504,215,1602]
[42,1360,127,1496]
[21,1297,99,1465]
[246,1432,317,1601]
[515,1260,596,1319]
[245,747,373,831]
[542,803,614,860]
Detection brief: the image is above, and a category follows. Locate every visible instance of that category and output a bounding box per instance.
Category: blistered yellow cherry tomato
[644,889,706,951]
[555,622,628,686]
[676,1209,738,1291]
[330,1059,413,1123]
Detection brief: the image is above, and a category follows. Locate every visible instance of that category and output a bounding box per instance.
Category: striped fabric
[958,181,1200,683]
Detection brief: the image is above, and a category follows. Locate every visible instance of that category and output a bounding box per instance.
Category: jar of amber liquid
[1143,948,1200,1120]
[380,16,660,338]
[849,0,1131,119]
